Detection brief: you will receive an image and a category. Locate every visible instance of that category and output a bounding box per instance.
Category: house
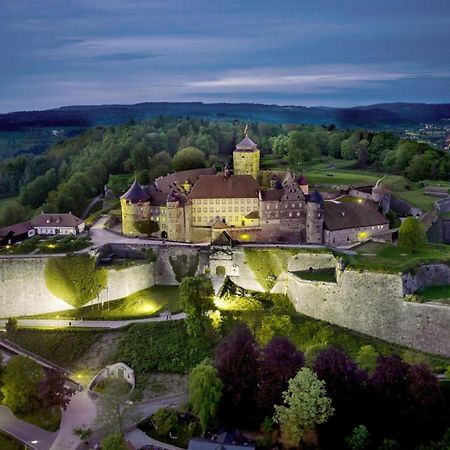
[0,221,33,246]
[29,212,85,236]
[324,201,389,246]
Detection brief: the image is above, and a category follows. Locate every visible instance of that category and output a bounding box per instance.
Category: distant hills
[1,101,450,131]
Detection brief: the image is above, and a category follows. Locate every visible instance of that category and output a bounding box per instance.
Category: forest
[0,117,449,227]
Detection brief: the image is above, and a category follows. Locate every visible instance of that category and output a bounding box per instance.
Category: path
[81,195,102,220]
[0,405,56,450]
[0,312,187,330]
[50,391,96,450]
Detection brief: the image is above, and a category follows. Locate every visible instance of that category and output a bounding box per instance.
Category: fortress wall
[402,264,450,294]
[104,263,155,302]
[154,246,209,285]
[0,257,156,317]
[272,269,450,356]
[0,257,72,317]
[287,252,336,272]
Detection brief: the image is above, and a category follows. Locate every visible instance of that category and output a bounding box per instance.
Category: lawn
[344,242,450,273]
[416,285,450,305]
[26,285,181,320]
[291,269,337,282]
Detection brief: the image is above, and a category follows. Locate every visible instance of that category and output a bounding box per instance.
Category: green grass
[292,269,337,282]
[0,433,22,450]
[416,285,450,304]
[8,328,106,369]
[25,285,181,320]
[17,406,61,432]
[344,243,450,273]
[0,235,92,255]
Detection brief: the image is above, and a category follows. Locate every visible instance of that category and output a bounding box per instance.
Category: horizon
[2,0,450,113]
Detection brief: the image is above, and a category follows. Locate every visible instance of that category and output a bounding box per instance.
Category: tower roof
[297,174,308,185]
[309,190,324,205]
[236,136,257,150]
[120,180,150,203]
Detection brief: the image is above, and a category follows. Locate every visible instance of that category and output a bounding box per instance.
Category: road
[0,312,187,330]
[0,405,56,450]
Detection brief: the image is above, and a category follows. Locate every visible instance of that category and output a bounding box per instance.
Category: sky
[1,0,450,112]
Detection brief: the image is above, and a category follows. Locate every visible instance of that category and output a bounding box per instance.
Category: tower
[233,128,260,180]
[306,190,324,244]
[120,180,151,235]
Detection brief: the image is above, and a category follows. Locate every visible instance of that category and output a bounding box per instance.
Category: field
[25,285,181,320]
[344,242,450,273]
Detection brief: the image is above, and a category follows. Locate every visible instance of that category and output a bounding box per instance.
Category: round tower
[306,190,324,244]
[120,180,151,235]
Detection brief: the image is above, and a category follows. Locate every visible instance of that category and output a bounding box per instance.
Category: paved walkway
[126,429,185,450]
[50,391,96,450]
[0,312,186,330]
[0,405,56,450]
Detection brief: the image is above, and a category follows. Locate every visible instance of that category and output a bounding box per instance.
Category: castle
[120,133,389,245]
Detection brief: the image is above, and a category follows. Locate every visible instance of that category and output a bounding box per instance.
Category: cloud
[186,65,450,93]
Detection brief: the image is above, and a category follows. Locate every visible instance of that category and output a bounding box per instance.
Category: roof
[120,179,150,203]
[236,136,258,151]
[0,220,32,238]
[212,231,235,246]
[30,213,84,228]
[261,189,283,201]
[324,201,389,231]
[245,211,260,219]
[149,191,168,207]
[297,174,308,185]
[309,190,324,204]
[155,167,216,193]
[188,175,259,199]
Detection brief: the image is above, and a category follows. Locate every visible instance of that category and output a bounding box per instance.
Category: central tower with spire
[233,125,260,180]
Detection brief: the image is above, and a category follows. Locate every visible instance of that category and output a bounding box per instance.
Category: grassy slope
[0,433,22,450]
[345,242,450,272]
[25,285,180,320]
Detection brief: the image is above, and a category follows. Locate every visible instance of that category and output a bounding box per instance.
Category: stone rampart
[402,264,450,294]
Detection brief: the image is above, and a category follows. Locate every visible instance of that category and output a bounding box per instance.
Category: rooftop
[235,136,258,151]
[189,174,260,199]
[120,179,150,203]
[155,167,216,193]
[30,212,83,228]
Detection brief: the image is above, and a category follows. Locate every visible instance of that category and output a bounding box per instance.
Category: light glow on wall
[358,231,368,240]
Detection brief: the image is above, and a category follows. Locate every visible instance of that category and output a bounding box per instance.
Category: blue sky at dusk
[1,0,450,112]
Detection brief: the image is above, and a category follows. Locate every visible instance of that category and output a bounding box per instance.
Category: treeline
[272,127,450,181]
[0,117,449,227]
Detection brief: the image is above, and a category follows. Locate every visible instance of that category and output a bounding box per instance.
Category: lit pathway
[50,390,96,450]
[0,405,56,450]
[0,312,186,330]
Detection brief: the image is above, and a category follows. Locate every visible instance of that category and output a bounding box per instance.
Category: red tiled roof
[188,175,259,199]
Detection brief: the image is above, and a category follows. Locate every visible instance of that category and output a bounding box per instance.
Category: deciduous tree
[273,367,334,445]
[189,361,223,432]
[398,217,427,253]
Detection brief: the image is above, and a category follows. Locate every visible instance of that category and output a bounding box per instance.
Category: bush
[153,408,178,435]
[115,321,213,374]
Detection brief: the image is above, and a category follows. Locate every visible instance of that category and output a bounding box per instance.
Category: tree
[101,433,127,450]
[346,424,371,450]
[153,408,178,435]
[271,135,289,157]
[37,369,75,410]
[0,200,29,227]
[398,217,427,253]
[215,325,260,427]
[313,347,367,447]
[258,337,304,419]
[5,318,18,337]
[356,345,379,374]
[73,425,92,446]
[179,276,215,337]
[95,378,134,435]
[1,355,45,413]
[274,368,334,445]
[189,361,223,432]
[172,147,206,171]
[134,220,159,235]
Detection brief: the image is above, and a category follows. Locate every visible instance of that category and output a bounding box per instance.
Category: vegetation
[26,285,180,320]
[101,433,127,450]
[292,269,336,282]
[44,255,108,307]
[8,328,105,368]
[244,248,300,291]
[172,146,207,171]
[188,361,223,432]
[169,253,199,283]
[343,242,450,273]
[0,433,22,450]
[398,217,427,253]
[274,367,334,445]
[0,235,92,255]
[416,285,450,303]
[115,321,213,374]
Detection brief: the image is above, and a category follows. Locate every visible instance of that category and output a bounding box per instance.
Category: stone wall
[402,264,450,294]
[272,268,450,356]
[0,256,155,317]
